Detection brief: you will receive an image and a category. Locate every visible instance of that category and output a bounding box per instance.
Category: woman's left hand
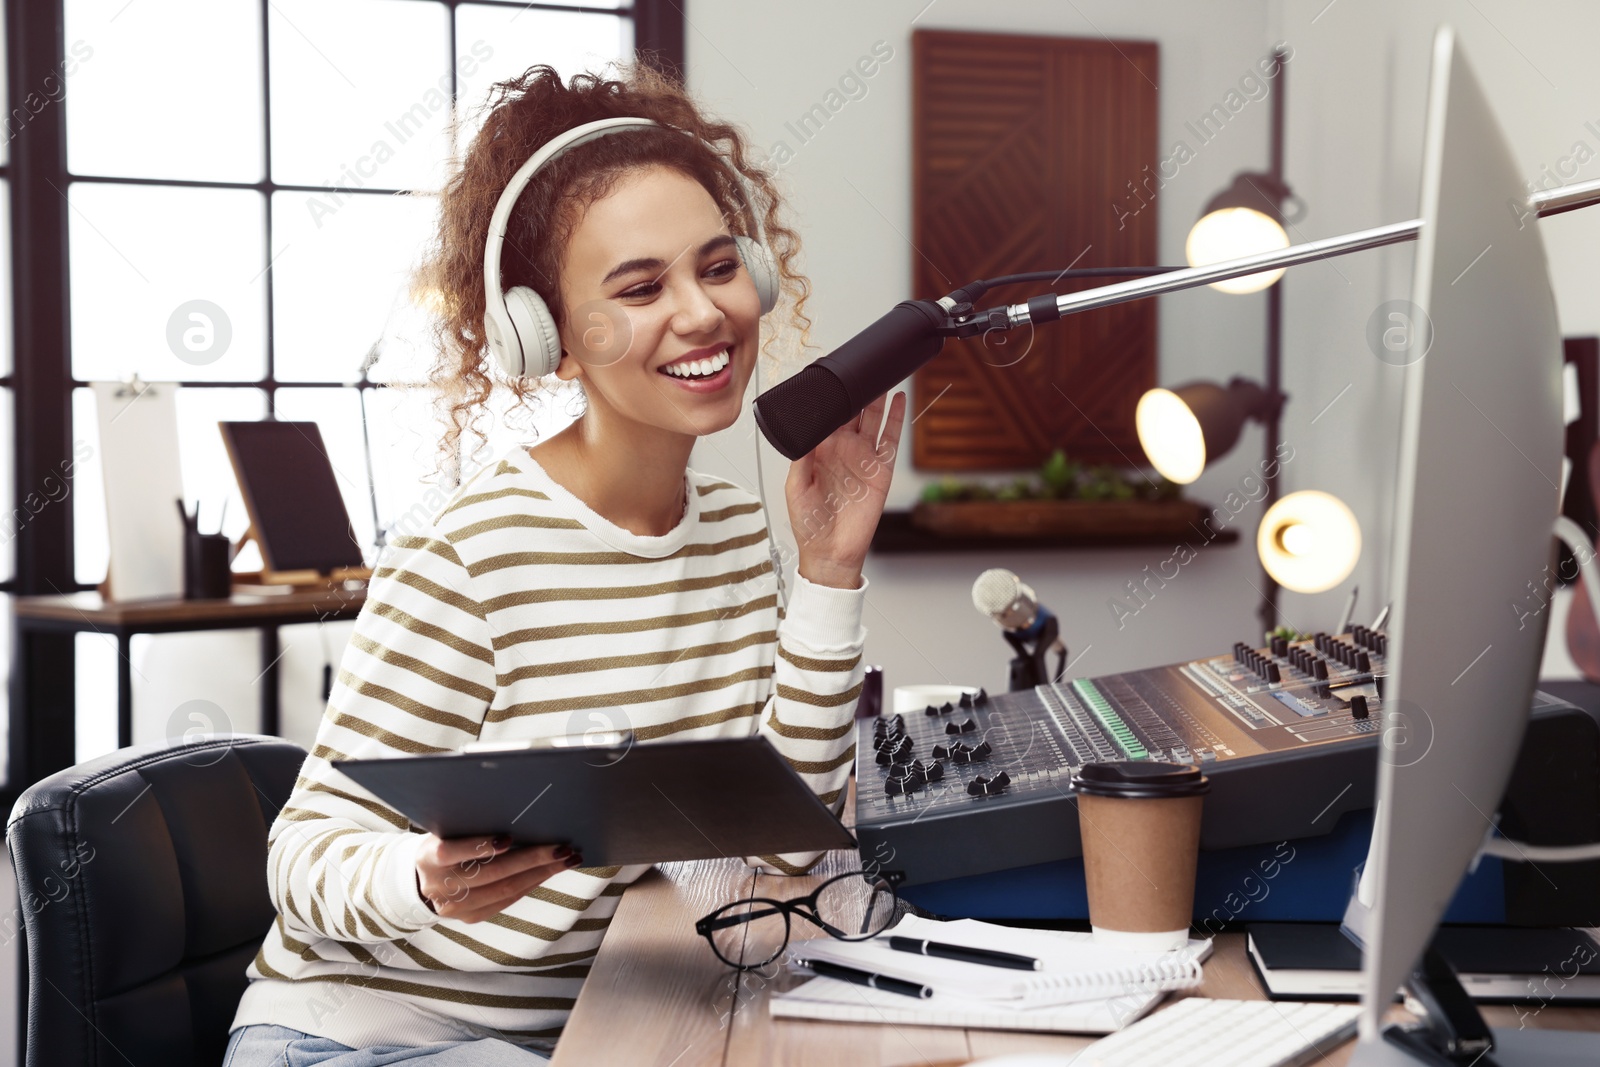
[785,390,908,590]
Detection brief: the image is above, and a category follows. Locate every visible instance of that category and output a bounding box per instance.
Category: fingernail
[553,845,573,860]
[493,835,512,850]
[565,854,583,868]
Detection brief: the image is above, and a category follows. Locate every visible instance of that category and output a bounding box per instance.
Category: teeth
[663,347,731,378]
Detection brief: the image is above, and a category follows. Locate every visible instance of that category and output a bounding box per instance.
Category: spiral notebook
[783,915,1211,1009]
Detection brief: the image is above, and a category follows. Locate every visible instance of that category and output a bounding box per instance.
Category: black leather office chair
[6,734,305,1067]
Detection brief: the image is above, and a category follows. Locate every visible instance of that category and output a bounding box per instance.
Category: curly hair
[412,60,813,484]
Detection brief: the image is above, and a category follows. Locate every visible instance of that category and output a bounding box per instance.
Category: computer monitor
[1349,26,1598,1066]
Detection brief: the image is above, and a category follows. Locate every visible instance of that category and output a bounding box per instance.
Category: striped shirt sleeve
[748,571,867,876]
[266,532,495,943]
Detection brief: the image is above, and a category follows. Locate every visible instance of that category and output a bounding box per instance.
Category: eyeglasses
[694,870,901,970]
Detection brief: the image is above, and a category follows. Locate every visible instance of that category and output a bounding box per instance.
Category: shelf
[868,509,1241,554]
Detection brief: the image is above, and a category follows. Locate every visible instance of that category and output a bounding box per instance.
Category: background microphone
[753,300,946,460]
[972,569,1068,690]
[972,568,1053,637]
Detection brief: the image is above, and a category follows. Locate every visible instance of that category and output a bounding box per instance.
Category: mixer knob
[975,688,989,704]
[1271,636,1287,657]
[1375,676,1386,699]
[924,761,945,782]
[1356,651,1371,673]
[959,718,977,733]
[923,704,940,717]
[876,737,913,764]
[1377,634,1388,655]
[971,740,993,761]
[939,701,954,715]
[885,763,924,795]
[959,691,974,709]
[1349,695,1369,721]
[1313,659,1329,681]
[952,744,976,765]
[966,771,1012,797]
[1266,663,1281,684]
[931,743,949,760]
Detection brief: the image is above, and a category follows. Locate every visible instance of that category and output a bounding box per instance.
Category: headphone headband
[480,115,779,378]
[483,117,667,304]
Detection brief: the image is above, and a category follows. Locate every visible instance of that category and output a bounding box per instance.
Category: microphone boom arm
[752,177,1600,460]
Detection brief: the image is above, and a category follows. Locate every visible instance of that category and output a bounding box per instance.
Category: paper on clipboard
[90,380,185,600]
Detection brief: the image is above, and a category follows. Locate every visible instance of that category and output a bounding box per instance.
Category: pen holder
[855,665,883,718]
[183,530,232,599]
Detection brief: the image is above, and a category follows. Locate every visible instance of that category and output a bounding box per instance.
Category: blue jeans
[224,1024,552,1065]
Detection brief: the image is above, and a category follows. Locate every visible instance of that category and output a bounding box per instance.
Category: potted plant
[910,450,1206,539]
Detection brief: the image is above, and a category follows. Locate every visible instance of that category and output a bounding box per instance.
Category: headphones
[482,116,781,379]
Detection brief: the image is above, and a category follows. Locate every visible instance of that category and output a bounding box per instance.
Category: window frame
[9,0,684,601]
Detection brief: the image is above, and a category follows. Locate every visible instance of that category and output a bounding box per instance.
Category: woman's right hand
[415,834,582,923]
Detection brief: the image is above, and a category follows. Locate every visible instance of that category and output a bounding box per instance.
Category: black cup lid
[1071,760,1210,799]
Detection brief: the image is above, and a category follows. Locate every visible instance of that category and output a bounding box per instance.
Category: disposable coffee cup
[1072,760,1209,952]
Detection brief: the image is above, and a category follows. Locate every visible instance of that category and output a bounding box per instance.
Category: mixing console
[856,630,1399,886]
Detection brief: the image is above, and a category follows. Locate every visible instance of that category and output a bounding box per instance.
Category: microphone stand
[356,338,386,561]
[1003,615,1065,692]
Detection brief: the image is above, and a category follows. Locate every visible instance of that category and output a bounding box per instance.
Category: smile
[658,346,732,380]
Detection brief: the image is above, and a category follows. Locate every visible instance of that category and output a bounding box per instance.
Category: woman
[224,61,904,1065]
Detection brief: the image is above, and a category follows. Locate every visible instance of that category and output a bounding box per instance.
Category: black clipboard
[333,735,856,867]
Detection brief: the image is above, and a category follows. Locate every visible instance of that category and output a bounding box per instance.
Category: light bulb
[1186,207,1290,294]
[1257,491,1361,593]
[1136,389,1205,484]
[1278,521,1315,557]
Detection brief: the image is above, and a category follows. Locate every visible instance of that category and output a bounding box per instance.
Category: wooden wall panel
[911,30,1159,470]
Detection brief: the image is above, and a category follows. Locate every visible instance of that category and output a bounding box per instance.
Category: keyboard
[1074,998,1361,1067]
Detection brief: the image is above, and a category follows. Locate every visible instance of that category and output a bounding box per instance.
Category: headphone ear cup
[735,236,780,317]
[503,286,563,378]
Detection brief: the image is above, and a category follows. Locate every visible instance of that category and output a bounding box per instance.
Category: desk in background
[5,586,365,808]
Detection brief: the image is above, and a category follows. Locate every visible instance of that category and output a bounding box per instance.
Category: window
[18,0,674,767]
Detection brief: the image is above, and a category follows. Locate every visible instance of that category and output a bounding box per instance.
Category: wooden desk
[6,585,365,805]
[553,852,1600,1066]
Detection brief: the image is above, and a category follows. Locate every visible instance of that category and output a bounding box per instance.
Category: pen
[887,936,1041,971]
[795,957,932,999]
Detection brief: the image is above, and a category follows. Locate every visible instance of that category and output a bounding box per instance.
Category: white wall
[688,0,1318,696]
[685,0,1600,693]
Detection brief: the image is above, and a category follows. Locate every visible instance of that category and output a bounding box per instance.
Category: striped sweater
[230,445,867,1054]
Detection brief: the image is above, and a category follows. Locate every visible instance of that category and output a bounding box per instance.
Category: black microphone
[753,299,946,460]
